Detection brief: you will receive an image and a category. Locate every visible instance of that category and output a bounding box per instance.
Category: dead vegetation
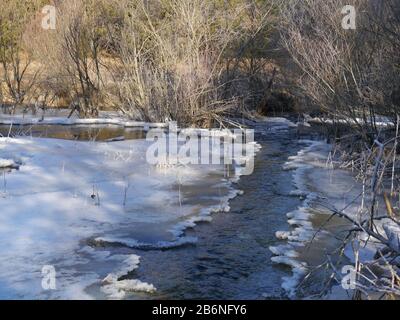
[281,0,400,141]
[278,0,400,299]
[0,0,286,126]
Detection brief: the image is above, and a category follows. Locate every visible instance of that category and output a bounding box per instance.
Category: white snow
[93,236,199,250]
[270,135,400,299]
[101,254,156,299]
[270,139,361,297]
[102,279,156,299]
[309,116,394,128]
[0,123,258,299]
[0,158,17,168]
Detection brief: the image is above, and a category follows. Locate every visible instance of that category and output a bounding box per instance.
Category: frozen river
[0,118,354,299]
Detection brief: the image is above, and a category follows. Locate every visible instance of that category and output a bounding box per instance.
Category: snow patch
[270,140,328,297]
[0,159,17,168]
[93,236,198,250]
[0,122,260,298]
[101,254,156,299]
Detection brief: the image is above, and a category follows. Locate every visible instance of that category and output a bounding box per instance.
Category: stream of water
[77,120,306,300]
[127,122,303,299]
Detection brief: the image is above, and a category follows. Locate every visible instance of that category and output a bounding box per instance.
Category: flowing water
[79,120,306,300]
[126,123,303,299]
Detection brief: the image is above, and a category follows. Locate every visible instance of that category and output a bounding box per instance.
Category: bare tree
[113,0,280,126]
[34,0,119,117]
[0,0,44,114]
[280,0,400,143]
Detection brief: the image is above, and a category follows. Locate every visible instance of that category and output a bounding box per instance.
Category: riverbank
[271,124,400,299]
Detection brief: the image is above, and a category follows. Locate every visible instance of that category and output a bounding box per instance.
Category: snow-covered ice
[270,139,363,297]
[0,158,17,168]
[101,254,156,299]
[0,126,257,299]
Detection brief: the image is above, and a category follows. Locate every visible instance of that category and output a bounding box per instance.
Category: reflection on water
[0,168,12,196]
[0,124,146,141]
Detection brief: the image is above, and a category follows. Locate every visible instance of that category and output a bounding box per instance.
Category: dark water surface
[0,124,146,141]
